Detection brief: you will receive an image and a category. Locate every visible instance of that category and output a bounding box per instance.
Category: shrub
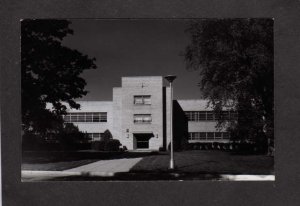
[91,139,121,151]
[106,139,121,151]
[22,132,40,151]
[102,129,113,141]
[91,141,105,151]
[159,146,166,152]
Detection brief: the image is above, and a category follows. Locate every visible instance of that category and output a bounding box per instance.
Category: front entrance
[134,133,153,149]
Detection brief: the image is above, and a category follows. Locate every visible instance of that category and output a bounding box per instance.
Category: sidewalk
[64,157,142,173]
[22,157,143,181]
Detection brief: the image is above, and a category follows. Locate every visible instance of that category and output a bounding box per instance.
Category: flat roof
[122,76,162,78]
[176,99,207,101]
[76,101,112,104]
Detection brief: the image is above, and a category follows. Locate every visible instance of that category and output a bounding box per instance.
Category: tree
[58,123,86,150]
[184,19,273,153]
[21,20,96,135]
[102,129,113,141]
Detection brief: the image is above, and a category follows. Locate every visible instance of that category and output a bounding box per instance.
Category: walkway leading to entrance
[63,157,143,173]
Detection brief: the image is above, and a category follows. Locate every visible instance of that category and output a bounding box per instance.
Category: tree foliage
[22,123,87,151]
[103,129,113,141]
[184,19,274,146]
[21,20,96,134]
[58,123,87,150]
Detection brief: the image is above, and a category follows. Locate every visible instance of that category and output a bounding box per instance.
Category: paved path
[22,157,143,181]
[64,157,143,173]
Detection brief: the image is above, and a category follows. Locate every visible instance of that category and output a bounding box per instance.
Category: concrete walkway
[22,157,143,181]
[64,157,143,173]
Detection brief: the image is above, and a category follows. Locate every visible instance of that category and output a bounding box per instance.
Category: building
[60,76,234,151]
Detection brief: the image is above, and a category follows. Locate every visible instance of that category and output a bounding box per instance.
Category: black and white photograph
[21,19,274,181]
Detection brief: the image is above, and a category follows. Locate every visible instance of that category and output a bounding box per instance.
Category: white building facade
[61,76,233,151]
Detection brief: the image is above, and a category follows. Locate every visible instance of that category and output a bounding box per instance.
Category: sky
[62,19,202,101]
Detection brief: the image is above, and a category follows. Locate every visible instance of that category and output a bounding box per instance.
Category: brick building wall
[64,101,113,140]
[119,76,165,150]
[60,76,231,150]
[177,99,230,143]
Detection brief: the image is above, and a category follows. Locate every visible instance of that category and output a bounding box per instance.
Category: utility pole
[164,75,177,170]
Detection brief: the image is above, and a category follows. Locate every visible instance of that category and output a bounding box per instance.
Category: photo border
[1,0,300,205]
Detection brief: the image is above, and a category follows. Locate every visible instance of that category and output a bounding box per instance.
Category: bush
[22,123,91,151]
[22,132,40,151]
[91,139,121,151]
[182,143,191,150]
[91,141,105,150]
[159,146,166,152]
[106,139,121,151]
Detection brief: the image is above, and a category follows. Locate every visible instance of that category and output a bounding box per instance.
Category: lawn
[22,159,98,171]
[130,150,274,175]
[39,150,274,181]
[22,150,274,174]
[21,150,156,171]
[22,150,274,177]
[22,151,122,171]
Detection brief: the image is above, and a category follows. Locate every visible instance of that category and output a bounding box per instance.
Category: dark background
[1,0,300,206]
[62,19,200,101]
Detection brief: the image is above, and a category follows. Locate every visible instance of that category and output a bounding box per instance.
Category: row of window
[63,112,152,124]
[188,132,230,140]
[185,111,237,121]
[134,95,151,105]
[63,112,107,123]
[86,133,104,141]
[63,111,236,124]
[133,114,152,123]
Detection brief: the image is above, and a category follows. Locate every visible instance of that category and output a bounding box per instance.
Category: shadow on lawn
[48,172,223,181]
[22,151,163,164]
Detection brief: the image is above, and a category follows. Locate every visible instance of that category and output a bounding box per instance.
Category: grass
[130,150,274,175]
[21,150,157,171]
[22,151,121,171]
[22,150,274,176]
[22,159,98,171]
[38,150,274,180]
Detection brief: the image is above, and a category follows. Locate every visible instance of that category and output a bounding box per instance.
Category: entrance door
[134,133,152,149]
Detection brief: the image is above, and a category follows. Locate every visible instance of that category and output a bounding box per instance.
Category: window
[92,113,100,122]
[185,112,192,121]
[189,132,197,140]
[87,133,104,141]
[206,112,214,120]
[78,114,85,122]
[215,132,222,139]
[70,114,78,122]
[185,111,236,121]
[134,95,151,105]
[199,112,206,120]
[185,111,215,121]
[189,132,196,140]
[222,132,230,139]
[133,114,152,123]
[199,132,207,140]
[188,132,230,140]
[63,112,107,123]
[207,132,214,139]
[85,113,93,122]
[221,111,230,120]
